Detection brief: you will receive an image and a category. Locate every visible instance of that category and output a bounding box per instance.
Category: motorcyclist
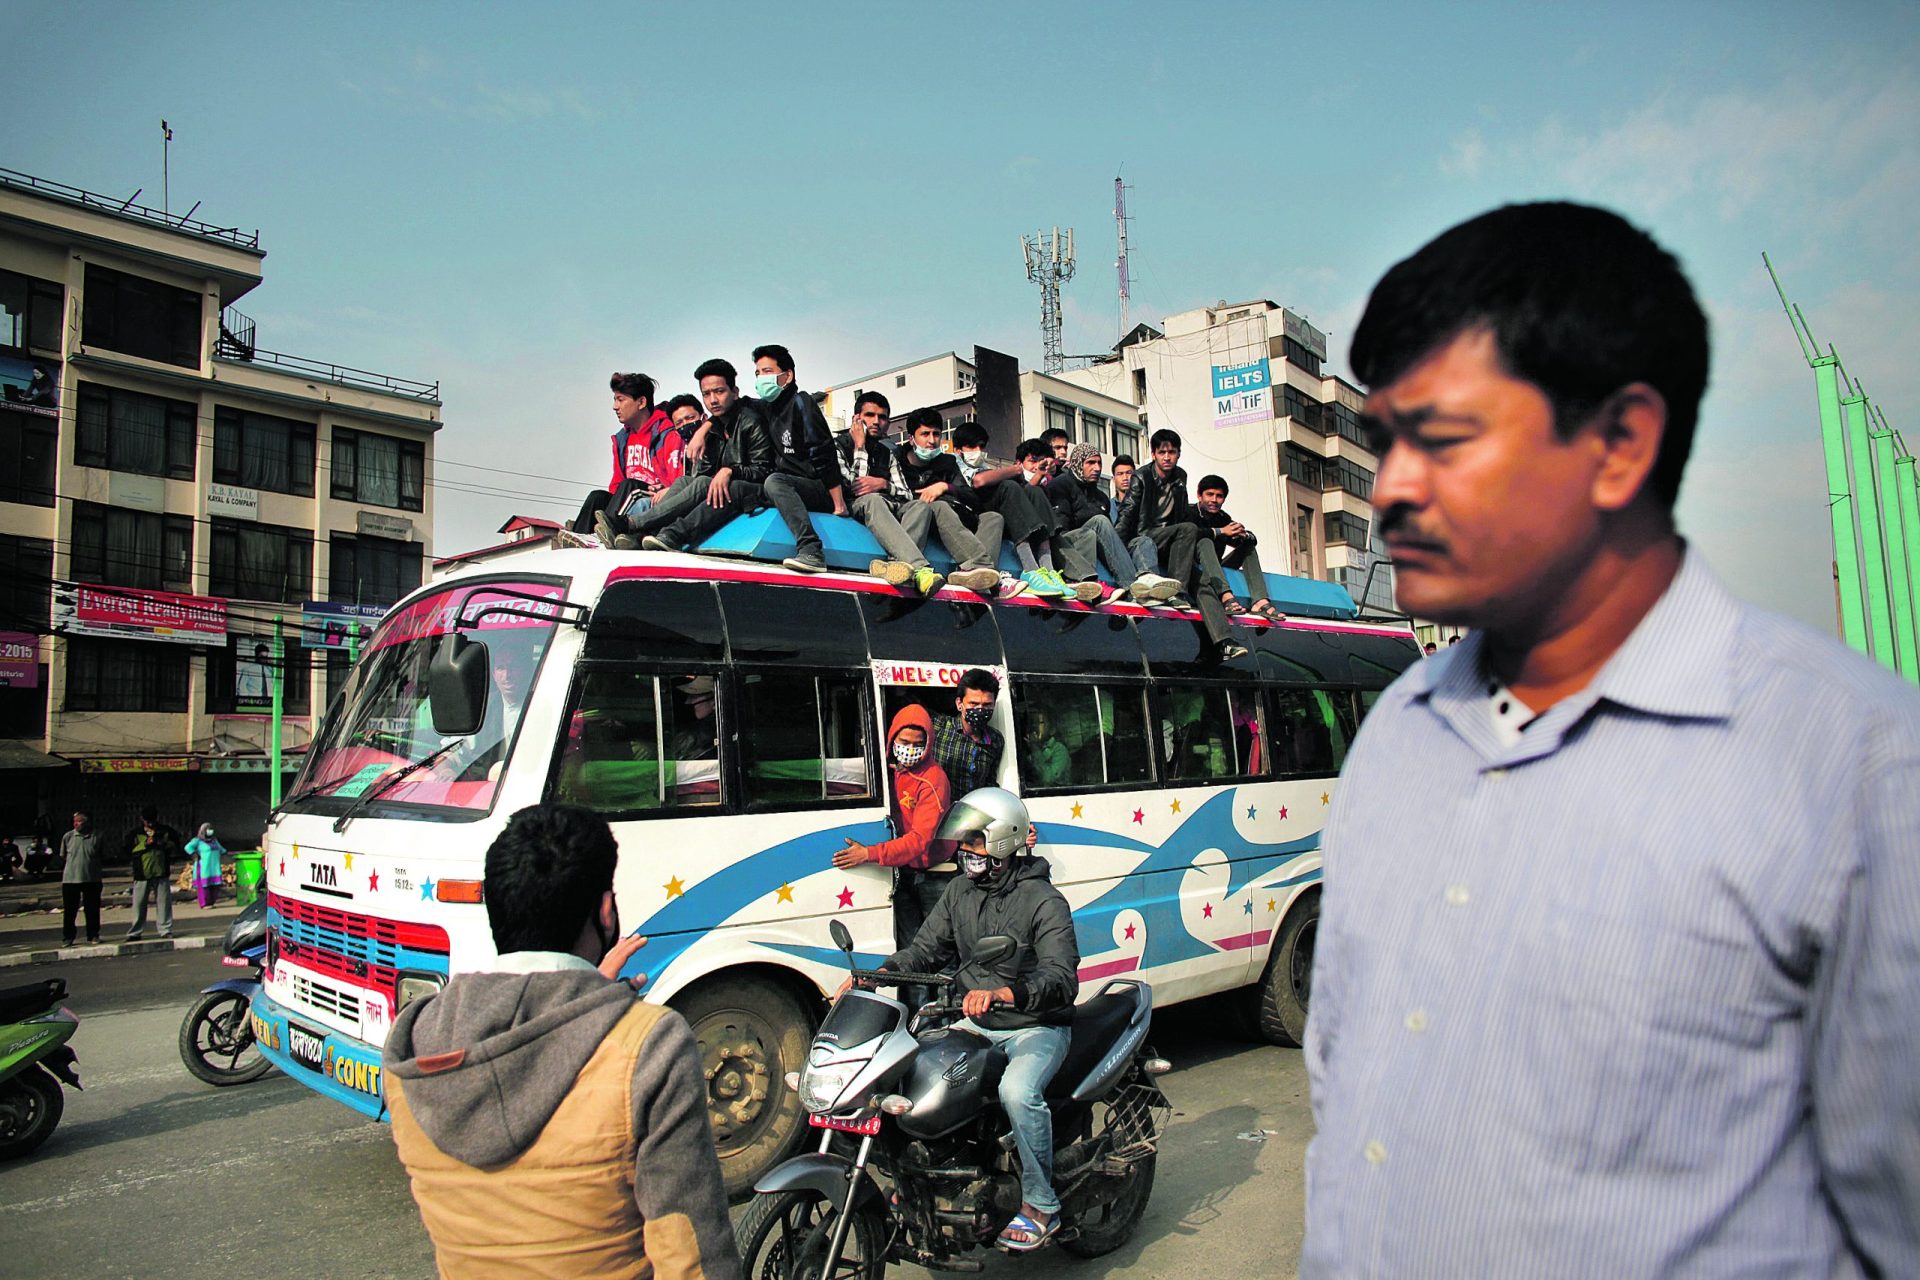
[866,787,1080,1252]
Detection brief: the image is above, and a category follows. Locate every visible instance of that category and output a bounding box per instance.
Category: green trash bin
[234,850,266,906]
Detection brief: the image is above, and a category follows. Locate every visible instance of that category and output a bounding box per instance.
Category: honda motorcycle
[178,897,273,1086]
[737,920,1172,1278]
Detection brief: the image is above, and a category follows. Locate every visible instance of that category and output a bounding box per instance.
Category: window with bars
[1285,447,1325,488]
[1110,420,1141,464]
[0,534,53,630]
[80,265,202,368]
[331,427,425,511]
[328,533,423,608]
[0,268,64,357]
[1323,456,1376,502]
[210,519,313,603]
[1044,401,1075,442]
[1326,401,1371,450]
[214,405,316,496]
[734,668,874,809]
[75,383,196,479]
[1323,510,1371,547]
[0,407,56,506]
[64,637,191,712]
[1011,679,1154,792]
[1279,384,1326,434]
[68,502,194,592]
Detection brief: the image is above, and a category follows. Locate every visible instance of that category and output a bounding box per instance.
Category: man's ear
[599,891,618,936]
[1590,382,1668,513]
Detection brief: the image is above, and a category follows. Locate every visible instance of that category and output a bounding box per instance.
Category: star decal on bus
[278,858,285,877]
[836,886,855,909]
[1277,805,1288,819]
[1267,898,1277,912]
[368,869,379,891]
[419,876,437,901]
[1243,901,1254,915]
[1170,798,1182,814]
[1202,903,1214,918]
[664,876,685,899]
[342,851,353,870]
[1321,792,1331,804]
[1132,808,1145,824]
[1124,923,1136,939]
[1070,803,1083,819]
[1246,804,1256,819]
[775,883,794,903]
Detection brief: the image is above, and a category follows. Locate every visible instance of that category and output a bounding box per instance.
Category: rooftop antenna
[161,119,173,215]
[1114,176,1132,341]
[1021,225,1076,374]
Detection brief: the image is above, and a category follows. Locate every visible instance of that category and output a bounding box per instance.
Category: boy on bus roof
[952,422,1072,600]
[890,409,1009,597]
[1114,428,1247,660]
[1047,441,1181,605]
[751,344,847,574]
[1193,473,1287,620]
[635,359,780,557]
[384,804,742,1280]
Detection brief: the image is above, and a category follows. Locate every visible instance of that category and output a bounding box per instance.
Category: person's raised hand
[599,934,649,991]
[832,839,870,870]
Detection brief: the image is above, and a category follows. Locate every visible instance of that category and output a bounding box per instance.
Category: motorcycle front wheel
[735,1188,887,1280]
[0,1065,64,1159]
[179,990,274,1086]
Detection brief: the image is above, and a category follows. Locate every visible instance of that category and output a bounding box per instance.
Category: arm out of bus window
[866,763,952,868]
[1809,744,1920,1270]
[630,1010,747,1280]
[1012,891,1080,1015]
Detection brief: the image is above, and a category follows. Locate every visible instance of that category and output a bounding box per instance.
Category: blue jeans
[959,1020,1069,1216]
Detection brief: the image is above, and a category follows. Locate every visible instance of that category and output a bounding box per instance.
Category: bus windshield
[286,577,569,816]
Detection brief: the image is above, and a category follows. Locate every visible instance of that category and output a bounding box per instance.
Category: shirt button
[1445,884,1470,907]
[1364,1139,1387,1166]
[1486,767,1507,780]
[1404,1008,1429,1033]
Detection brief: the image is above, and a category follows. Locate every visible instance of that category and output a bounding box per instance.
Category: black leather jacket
[708,399,776,486]
[1045,468,1109,532]
[1115,462,1197,541]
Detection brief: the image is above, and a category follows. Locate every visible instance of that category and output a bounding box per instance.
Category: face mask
[960,449,985,466]
[963,705,993,731]
[892,741,927,767]
[963,849,1011,886]
[754,374,782,399]
[913,444,943,461]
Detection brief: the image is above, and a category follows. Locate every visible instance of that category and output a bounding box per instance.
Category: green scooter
[0,978,82,1159]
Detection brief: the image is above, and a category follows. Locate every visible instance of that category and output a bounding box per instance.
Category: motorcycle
[737,920,1172,1279]
[178,897,274,1086]
[0,977,82,1159]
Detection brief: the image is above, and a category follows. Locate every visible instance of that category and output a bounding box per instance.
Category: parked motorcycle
[737,920,1172,1279]
[178,897,273,1086]
[0,978,82,1159]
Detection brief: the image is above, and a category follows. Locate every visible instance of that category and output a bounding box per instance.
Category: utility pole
[1114,177,1132,342]
[161,119,172,215]
[1021,227,1076,375]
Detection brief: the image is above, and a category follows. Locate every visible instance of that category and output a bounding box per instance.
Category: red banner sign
[53,584,227,646]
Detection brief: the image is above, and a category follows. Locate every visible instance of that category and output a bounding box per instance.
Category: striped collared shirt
[1303,549,1920,1278]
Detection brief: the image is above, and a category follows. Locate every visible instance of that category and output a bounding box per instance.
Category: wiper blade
[282,767,373,809]
[330,740,465,833]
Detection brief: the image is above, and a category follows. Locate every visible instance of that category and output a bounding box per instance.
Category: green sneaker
[912,567,947,596]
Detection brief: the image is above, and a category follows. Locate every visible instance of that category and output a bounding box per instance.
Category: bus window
[1268,687,1358,778]
[1162,686,1236,781]
[1099,684,1155,785]
[555,671,722,814]
[737,669,875,809]
[1012,680,1154,791]
[860,595,1001,667]
[1228,686,1268,777]
[1357,688,1385,722]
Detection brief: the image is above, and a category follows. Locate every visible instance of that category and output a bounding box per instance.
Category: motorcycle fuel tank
[898,1027,1007,1139]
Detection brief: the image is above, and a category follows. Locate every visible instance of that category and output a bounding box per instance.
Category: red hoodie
[607,409,684,491]
[867,704,953,869]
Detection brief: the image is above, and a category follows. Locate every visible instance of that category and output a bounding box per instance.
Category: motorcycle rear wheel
[735,1188,886,1280]
[0,1065,64,1159]
[179,990,274,1086]
[1059,1151,1156,1258]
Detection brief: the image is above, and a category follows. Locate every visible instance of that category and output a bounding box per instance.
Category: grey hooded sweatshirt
[382,966,742,1279]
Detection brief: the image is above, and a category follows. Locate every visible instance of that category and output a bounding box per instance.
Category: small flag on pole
[162,119,172,141]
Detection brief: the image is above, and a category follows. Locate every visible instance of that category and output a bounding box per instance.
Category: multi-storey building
[1059,302,1395,612]
[0,169,439,842]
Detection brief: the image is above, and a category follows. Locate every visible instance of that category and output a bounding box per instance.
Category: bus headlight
[396,973,445,1011]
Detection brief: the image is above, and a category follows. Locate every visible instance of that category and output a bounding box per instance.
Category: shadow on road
[51,1075,315,1156]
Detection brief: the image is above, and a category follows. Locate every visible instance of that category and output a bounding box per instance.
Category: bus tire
[673,975,814,1202]
[1242,892,1318,1048]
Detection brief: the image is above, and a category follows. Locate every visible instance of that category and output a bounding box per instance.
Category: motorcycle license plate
[809,1114,882,1135]
[285,1019,330,1074]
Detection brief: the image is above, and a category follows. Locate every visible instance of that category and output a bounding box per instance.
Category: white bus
[249,545,1416,1195]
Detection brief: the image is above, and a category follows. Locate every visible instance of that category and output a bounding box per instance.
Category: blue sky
[12,0,1918,629]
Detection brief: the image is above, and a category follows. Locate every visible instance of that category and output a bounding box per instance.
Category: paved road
[0,955,1312,1279]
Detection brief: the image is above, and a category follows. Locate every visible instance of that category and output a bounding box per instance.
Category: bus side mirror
[428,633,489,737]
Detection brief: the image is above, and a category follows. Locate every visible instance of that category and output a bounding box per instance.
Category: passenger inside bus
[1019,703,1071,788]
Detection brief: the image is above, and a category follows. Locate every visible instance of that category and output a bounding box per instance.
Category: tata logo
[308,864,338,888]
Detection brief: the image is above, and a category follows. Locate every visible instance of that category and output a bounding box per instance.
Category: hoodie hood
[383,969,634,1167]
[888,703,935,769]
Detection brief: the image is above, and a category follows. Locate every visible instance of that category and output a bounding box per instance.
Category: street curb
[0,935,217,968]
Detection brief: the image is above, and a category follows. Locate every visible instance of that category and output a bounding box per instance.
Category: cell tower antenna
[1114,176,1132,341]
[1021,225,1076,374]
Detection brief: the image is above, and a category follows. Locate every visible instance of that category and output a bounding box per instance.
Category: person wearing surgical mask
[833,704,955,969]
[750,343,846,573]
[932,667,1005,800]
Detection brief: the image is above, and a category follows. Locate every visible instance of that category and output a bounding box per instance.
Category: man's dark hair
[751,344,795,374]
[1349,201,1709,508]
[1040,426,1070,446]
[905,406,944,434]
[1015,438,1052,463]
[1112,454,1136,470]
[1149,428,1181,453]
[952,421,989,449]
[956,667,1000,699]
[693,358,737,386]
[484,804,619,955]
[610,371,655,403]
[1196,474,1228,497]
[663,393,702,418]
[853,389,891,417]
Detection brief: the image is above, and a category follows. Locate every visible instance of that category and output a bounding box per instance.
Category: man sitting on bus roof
[953,422,1072,600]
[891,409,1009,597]
[637,359,780,558]
[837,391,961,597]
[1047,441,1180,605]
[1115,427,1248,661]
[383,803,742,1280]
[1193,474,1287,621]
[751,343,846,574]
[613,358,770,549]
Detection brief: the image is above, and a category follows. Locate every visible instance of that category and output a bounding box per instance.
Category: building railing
[216,307,256,360]
[0,167,260,250]
[216,345,440,402]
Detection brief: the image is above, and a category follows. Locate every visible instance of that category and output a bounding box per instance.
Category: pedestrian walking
[59,811,103,947]
[186,824,226,909]
[125,805,180,941]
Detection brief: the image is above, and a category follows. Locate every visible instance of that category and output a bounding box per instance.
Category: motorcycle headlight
[396,973,445,1011]
[799,1058,866,1114]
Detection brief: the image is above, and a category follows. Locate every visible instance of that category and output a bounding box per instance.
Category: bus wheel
[1240,893,1318,1047]
[676,976,813,1201]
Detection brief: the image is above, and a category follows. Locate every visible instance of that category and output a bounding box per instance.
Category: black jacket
[1115,462,1198,542]
[761,384,841,488]
[1045,467,1108,533]
[834,433,908,504]
[893,450,977,518]
[884,856,1080,1030]
[1194,504,1257,550]
[708,399,776,486]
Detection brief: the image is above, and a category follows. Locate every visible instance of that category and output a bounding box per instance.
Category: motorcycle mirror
[971,934,1016,967]
[829,918,855,959]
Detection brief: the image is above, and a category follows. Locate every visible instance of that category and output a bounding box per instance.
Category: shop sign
[1211,358,1272,428]
[1281,308,1328,360]
[357,510,415,541]
[77,757,199,774]
[0,632,37,688]
[53,583,227,646]
[207,483,260,520]
[298,601,387,649]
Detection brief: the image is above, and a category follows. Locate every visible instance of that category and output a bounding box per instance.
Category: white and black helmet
[936,787,1030,861]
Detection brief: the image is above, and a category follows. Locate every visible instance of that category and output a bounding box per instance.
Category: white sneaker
[1143,573,1182,602]
[997,572,1030,599]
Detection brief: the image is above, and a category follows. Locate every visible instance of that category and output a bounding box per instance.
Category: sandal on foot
[1250,599,1286,620]
[1223,598,1249,616]
[997,1211,1059,1252]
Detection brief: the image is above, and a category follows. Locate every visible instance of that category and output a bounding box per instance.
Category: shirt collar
[486,951,599,976]
[1412,545,1736,723]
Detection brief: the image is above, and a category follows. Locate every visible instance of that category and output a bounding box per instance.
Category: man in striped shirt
[1303,202,1920,1277]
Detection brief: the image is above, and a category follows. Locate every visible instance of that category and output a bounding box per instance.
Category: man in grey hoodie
[59,810,103,946]
[382,803,741,1280]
